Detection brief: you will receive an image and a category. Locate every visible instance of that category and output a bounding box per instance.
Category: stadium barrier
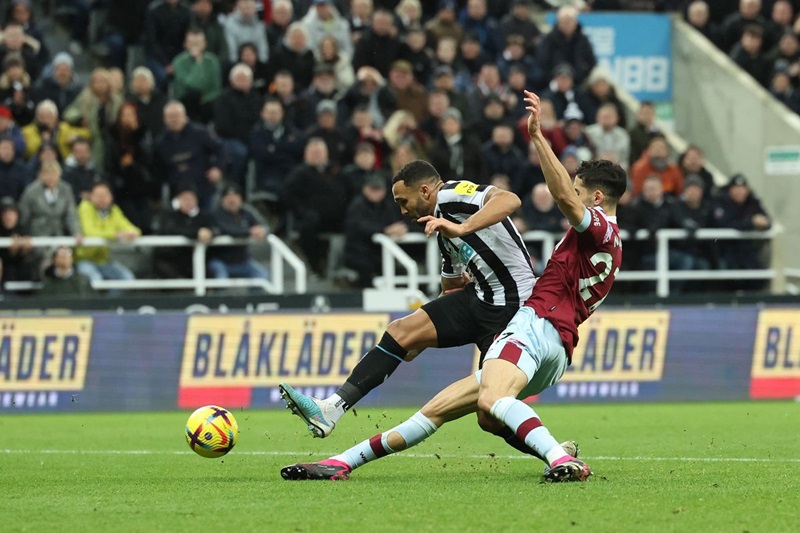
[0,235,307,296]
[374,228,778,298]
[2,305,798,413]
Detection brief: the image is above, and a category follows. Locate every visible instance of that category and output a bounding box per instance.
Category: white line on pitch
[2,449,799,463]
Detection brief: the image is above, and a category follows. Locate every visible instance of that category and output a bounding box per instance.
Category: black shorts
[421,283,519,360]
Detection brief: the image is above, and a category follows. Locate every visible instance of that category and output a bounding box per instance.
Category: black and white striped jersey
[435,181,536,307]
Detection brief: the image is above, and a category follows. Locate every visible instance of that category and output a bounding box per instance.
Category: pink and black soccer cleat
[280,460,352,481]
[543,456,593,482]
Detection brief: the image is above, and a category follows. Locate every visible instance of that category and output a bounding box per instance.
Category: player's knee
[476,409,503,434]
[385,319,411,349]
[476,391,497,420]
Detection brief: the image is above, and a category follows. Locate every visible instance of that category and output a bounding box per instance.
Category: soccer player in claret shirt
[281,90,625,483]
[280,159,539,438]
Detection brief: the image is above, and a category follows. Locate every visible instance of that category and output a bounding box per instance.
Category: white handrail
[373,228,778,298]
[0,235,307,295]
[371,233,419,290]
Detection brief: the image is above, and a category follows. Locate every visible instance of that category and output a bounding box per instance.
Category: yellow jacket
[21,122,92,161]
[75,200,141,264]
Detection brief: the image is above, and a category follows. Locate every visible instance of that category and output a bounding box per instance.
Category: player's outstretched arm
[524,90,587,227]
[418,187,521,239]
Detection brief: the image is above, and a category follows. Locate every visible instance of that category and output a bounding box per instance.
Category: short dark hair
[575,159,627,203]
[392,160,441,186]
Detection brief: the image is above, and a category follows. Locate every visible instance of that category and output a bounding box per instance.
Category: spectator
[269,23,315,92]
[382,109,427,158]
[458,31,491,80]
[0,22,42,81]
[18,160,80,237]
[1,61,35,127]
[459,0,502,59]
[631,136,684,197]
[104,102,159,234]
[224,0,269,64]
[0,198,34,283]
[208,183,270,282]
[585,103,631,171]
[302,0,353,61]
[467,93,512,144]
[347,0,374,44]
[559,145,580,178]
[394,0,423,36]
[428,107,487,183]
[721,0,768,52]
[100,0,151,71]
[250,98,305,197]
[22,100,92,160]
[580,69,626,128]
[539,63,589,121]
[765,0,794,46]
[153,188,215,279]
[339,66,397,128]
[171,28,222,123]
[144,0,193,89]
[498,35,544,91]
[154,101,225,209]
[424,1,463,48]
[6,1,46,49]
[344,172,406,287]
[285,137,348,275]
[62,137,102,203]
[315,36,355,94]
[673,175,715,276]
[561,106,594,161]
[74,181,140,288]
[489,173,512,192]
[0,104,24,155]
[343,105,388,166]
[512,140,546,199]
[40,246,92,297]
[466,63,514,121]
[267,0,294,51]
[770,68,800,112]
[63,68,122,170]
[430,65,470,123]
[341,142,381,202]
[537,6,597,86]
[515,182,567,239]
[686,0,720,46]
[517,97,568,156]
[729,24,772,87]
[387,60,428,123]
[307,99,349,165]
[192,0,228,61]
[352,9,401,78]
[0,137,25,200]
[128,67,168,139]
[399,26,433,87]
[500,0,540,56]
[270,69,307,131]
[420,88,449,139]
[632,174,693,292]
[25,141,59,183]
[213,64,261,188]
[629,102,660,167]
[678,144,716,198]
[481,122,525,181]
[767,31,800,85]
[32,52,81,114]
[712,174,772,289]
[302,64,343,122]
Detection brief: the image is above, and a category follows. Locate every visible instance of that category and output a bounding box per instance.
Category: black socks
[334,332,406,410]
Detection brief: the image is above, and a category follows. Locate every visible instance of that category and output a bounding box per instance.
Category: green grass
[2,402,799,532]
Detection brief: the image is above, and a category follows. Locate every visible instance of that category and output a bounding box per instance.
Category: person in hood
[32,52,82,113]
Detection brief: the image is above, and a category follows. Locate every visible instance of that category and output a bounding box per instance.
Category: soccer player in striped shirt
[281,90,626,482]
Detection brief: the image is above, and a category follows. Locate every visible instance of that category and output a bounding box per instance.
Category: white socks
[490,396,566,466]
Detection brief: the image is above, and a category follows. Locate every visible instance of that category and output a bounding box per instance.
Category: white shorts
[476,307,569,399]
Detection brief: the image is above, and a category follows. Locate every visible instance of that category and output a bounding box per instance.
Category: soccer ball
[185,405,239,458]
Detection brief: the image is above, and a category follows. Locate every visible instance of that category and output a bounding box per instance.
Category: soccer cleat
[279,383,336,438]
[543,456,593,482]
[541,441,579,473]
[280,460,352,481]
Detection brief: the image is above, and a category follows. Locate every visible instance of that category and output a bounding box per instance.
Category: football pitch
[3,401,798,532]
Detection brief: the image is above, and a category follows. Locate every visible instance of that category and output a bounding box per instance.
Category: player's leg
[476,307,591,482]
[280,289,476,437]
[281,376,479,480]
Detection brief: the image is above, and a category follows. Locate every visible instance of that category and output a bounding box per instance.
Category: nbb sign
[548,13,673,101]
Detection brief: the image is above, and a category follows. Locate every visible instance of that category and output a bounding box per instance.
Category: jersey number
[579,252,619,312]
[453,181,478,196]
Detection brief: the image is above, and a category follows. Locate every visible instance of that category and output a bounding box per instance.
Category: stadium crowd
[0,0,781,297]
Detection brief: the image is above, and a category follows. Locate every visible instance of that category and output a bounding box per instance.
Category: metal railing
[374,228,777,298]
[0,235,307,296]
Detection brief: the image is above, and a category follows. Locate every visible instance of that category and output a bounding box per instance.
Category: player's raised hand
[417,215,464,238]
[524,90,542,138]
